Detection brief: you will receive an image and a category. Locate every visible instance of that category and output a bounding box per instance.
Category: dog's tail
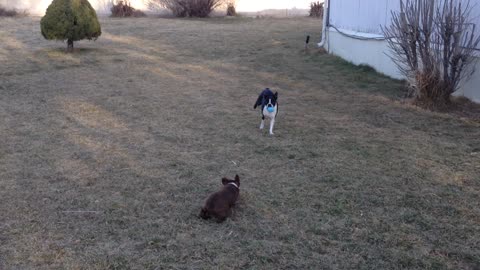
[253,94,262,109]
[200,208,210,219]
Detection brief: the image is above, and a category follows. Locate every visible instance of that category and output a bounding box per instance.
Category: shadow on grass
[303,51,407,98]
[36,46,110,54]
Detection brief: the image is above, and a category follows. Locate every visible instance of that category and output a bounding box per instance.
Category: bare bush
[383,0,480,108]
[309,1,323,18]
[0,6,28,17]
[111,1,146,17]
[226,1,236,16]
[148,0,227,17]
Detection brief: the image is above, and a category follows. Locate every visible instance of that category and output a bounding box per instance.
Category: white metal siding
[325,0,480,103]
[329,0,400,34]
[329,0,480,42]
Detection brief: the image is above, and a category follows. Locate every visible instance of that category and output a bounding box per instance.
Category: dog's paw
[269,132,274,135]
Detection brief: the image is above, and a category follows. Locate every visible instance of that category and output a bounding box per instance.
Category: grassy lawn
[0,16,479,269]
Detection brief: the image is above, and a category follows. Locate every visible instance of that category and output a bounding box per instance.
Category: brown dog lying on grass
[200,175,240,223]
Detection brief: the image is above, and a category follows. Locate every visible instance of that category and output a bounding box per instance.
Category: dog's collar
[227,182,239,189]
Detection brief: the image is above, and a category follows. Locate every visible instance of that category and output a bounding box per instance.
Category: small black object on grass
[305,35,311,51]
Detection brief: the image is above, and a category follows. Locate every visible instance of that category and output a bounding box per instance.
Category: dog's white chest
[262,106,277,119]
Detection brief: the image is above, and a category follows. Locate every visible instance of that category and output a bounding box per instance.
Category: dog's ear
[234,174,240,186]
[274,92,278,99]
[222,178,229,185]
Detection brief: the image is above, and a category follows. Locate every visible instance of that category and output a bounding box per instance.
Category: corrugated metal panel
[329,0,400,34]
[471,3,480,44]
[329,0,479,42]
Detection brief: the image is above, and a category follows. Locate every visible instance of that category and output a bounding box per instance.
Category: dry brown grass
[0,16,479,269]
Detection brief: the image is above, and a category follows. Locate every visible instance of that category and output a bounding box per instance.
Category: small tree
[383,0,480,108]
[41,0,102,52]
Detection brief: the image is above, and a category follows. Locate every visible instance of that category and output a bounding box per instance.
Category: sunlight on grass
[61,100,128,131]
[55,158,100,184]
[416,158,469,186]
[45,50,82,64]
[148,66,184,80]
[59,99,165,178]
[0,35,26,61]
[0,48,8,61]
[102,32,145,46]
[2,36,26,50]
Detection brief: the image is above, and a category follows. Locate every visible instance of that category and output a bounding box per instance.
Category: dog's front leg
[260,115,265,129]
[269,118,275,135]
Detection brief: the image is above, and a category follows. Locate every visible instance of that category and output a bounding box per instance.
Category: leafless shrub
[383,0,480,108]
[0,6,28,17]
[309,1,323,18]
[111,1,147,17]
[148,0,227,17]
[226,1,236,16]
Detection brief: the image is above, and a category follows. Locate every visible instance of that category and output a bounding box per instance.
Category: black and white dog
[253,88,278,135]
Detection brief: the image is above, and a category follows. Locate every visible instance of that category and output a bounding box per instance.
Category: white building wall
[329,0,400,34]
[457,64,480,103]
[324,0,480,103]
[325,30,402,79]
